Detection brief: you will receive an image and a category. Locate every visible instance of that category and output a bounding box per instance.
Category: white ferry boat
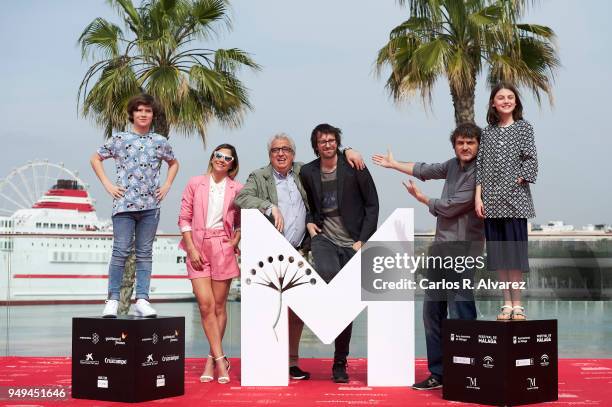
[0,162,193,304]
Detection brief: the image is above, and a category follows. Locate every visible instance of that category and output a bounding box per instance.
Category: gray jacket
[234,162,309,212]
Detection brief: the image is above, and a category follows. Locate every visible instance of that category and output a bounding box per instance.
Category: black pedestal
[442,319,557,406]
[72,316,185,403]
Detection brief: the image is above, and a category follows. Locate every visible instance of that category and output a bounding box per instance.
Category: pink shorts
[187,229,240,281]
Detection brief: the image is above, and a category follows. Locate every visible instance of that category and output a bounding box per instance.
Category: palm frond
[108,0,143,33]
[468,5,502,26]
[377,0,558,123]
[516,23,555,39]
[79,0,257,142]
[78,18,123,59]
[214,48,261,73]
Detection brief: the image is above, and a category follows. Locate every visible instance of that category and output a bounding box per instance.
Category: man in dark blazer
[300,123,379,383]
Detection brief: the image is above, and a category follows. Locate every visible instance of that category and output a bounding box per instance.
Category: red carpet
[1,357,611,406]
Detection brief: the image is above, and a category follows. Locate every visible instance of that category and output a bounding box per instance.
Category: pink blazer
[178,174,243,251]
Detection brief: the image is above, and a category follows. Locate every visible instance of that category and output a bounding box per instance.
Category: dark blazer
[300,154,379,243]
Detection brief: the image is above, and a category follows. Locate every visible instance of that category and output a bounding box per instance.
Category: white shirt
[206,175,226,229]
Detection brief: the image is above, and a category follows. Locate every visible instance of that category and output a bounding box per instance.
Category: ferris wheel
[0,160,88,216]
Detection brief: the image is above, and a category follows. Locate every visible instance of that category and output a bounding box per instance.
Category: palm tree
[78,0,260,141]
[376,0,559,125]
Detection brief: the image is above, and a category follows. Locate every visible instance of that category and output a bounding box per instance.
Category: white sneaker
[102,300,119,318]
[134,299,157,318]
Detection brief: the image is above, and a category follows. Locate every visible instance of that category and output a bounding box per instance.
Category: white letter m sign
[240,209,415,386]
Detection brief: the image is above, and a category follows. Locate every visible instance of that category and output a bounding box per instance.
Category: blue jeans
[423,296,476,380]
[107,209,160,300]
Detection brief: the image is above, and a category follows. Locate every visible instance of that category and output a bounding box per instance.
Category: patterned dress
[475,120,538,219]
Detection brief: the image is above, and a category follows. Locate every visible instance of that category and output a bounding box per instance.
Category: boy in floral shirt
[90,94,179,318]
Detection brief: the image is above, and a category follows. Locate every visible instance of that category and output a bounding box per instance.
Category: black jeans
[310,235,356,362]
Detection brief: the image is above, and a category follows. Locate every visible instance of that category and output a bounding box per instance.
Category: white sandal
[215,355,231,384]
[512,306,527,320]
[497,305,513,320]
[199,354,215,382]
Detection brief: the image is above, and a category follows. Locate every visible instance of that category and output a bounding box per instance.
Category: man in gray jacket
[372,122,485,390]
[235,132,364,380]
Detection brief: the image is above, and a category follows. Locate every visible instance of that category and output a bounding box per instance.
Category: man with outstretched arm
[372,122,484,390]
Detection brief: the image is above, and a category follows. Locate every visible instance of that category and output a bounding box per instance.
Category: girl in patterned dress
[475,82,538,321]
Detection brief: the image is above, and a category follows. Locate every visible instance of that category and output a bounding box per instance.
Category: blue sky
[1,0,610,231]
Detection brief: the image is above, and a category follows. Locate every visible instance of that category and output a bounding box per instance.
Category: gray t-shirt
[320,169,354,247]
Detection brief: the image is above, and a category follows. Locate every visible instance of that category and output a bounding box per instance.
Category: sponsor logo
[78,333,100,344]
[141,354,158,367]
[450,333,470,343]
[105,357,127,365]
[483,356,494,368]
[163,330,180,343]
[512,335,530,344]
[516,358,534,367]
[156,375,166,387]
[537,333,552,343]
[527,377,539,391]
[478,334,497,344]
[453,356,474,365]
[80,353,99,365]
[162,354,180,362]
[466,376,480,390]
[141,333,159,345]
[105,332,128,345]
[97,376,108,389]
[540,354,550,367]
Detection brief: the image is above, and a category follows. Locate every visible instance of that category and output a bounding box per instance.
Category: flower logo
[246,254,317,339]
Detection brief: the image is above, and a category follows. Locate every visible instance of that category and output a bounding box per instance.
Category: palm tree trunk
[449,81,476,125]
[118,251,136,315]
[154,110,170,137]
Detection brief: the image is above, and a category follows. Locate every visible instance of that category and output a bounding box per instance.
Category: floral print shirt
[97,131,175,215]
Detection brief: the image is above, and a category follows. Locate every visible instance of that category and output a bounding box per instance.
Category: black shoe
[332,360,349,383]
[289,365,311,380]
[412,375,443,390]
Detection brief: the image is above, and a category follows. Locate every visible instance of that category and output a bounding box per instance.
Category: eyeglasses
[270,146,294,154]
[213,151,234,163]
[317,138,337,146]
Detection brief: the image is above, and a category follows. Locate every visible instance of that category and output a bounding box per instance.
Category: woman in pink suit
[178,144,242,384]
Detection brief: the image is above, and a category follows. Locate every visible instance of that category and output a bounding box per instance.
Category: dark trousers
[311,235,356,362]
[424,294,476,379]
[424,241,479,379]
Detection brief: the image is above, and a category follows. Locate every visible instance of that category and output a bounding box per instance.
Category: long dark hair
[486,82,524,125]
[207,143,239,179]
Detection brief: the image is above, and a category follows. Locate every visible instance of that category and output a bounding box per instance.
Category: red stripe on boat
[32,202,94,212]
[46,189,89,197]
